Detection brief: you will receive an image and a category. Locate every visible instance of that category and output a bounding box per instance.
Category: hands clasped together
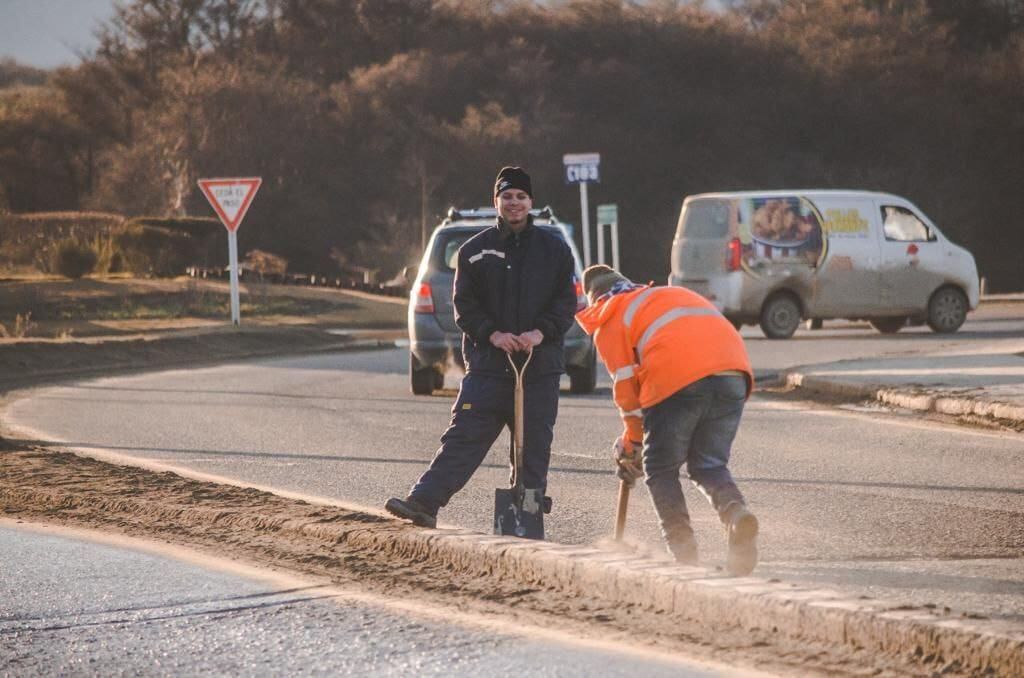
[489,329,544,353]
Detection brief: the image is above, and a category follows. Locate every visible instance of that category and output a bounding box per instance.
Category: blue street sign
[563,153,600,184]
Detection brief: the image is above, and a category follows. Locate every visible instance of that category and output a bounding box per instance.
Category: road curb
[782,370,1024,428]
[348,528,1023,676]
[0,328,400,395]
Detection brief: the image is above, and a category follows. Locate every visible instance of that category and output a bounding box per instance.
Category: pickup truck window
[882,205,932,242]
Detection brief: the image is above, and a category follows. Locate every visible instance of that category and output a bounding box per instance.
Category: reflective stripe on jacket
[575,285,753,446]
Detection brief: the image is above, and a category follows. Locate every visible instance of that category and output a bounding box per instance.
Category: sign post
[197,177,262,325]
[596,203,620,270]
[563,153,600,267]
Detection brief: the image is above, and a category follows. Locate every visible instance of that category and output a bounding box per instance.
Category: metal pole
[611,219,620,271]
[228,229,241,325]
[597,221,606,265]
[580,182,591,268]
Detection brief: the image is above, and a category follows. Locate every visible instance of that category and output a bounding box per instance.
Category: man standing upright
[575,264,760,575]
[386,167,577,537]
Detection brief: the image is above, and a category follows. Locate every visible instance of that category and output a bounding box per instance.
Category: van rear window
[678,200,730,238]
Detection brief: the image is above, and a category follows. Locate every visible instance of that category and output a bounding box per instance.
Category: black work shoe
[726,508,759,576]
[385,496,437,528]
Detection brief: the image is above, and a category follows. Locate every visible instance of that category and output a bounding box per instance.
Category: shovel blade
[494,487,544,539]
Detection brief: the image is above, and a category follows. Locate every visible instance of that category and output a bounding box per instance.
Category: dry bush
[50,239,97,279]
[0,312,37,338]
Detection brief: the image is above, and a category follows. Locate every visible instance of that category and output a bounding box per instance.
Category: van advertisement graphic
[822,208,869,238]
[733,196,826,272]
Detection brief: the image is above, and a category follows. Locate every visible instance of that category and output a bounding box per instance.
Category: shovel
[494,348,545,539]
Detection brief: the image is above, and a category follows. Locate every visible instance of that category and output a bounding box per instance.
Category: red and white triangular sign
[197,177,262,232]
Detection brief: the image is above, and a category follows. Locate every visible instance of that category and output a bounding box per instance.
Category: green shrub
[51,238,97,279]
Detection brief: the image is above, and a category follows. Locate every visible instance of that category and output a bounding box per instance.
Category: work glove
[612,438,644,487]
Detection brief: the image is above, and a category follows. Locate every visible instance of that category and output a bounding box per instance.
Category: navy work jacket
[454,216,577,378]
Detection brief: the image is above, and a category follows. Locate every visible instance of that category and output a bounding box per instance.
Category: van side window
[882,206,931,242]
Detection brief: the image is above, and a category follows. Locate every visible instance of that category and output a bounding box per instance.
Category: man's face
[495,189,532,229]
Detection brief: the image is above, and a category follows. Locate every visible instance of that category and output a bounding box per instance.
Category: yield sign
[197,177,262,232]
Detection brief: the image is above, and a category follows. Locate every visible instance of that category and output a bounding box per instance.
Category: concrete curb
[0,329,401,395]
[5,482,1018,675]
[980,294,1024,305]
[342,529,1023,676]
[782,371,1024,428]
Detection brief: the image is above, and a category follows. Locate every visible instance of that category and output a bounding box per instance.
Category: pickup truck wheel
[568,351,597,394]
[869,317,906,334]
[759,295,801,339]
[410,354,439,395]
[927,287,968,333]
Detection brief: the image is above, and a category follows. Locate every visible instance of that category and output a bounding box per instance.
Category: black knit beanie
[494,166,532,198]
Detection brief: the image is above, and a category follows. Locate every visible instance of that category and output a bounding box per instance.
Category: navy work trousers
[410,371,560,511]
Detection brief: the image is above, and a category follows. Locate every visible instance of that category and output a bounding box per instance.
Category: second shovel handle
[614,479,630,541]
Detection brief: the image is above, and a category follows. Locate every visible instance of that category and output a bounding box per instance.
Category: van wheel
[410,354,441,395]
[927,287,968,333]
[869,317,906,334]
[726,317,743,331]
[568,350,597,394]
[760,294,801,339]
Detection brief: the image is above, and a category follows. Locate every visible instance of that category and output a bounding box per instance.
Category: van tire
[410,354,442,395]
[760,294,801,339]
[927,286,968,334]
[568,350,597,394]
[869,317,906,334]
[726,317,743,331]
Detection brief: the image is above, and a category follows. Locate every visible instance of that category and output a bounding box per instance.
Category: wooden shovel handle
[614,479,630,541]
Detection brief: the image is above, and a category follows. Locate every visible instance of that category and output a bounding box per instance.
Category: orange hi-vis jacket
[575,285,753,449]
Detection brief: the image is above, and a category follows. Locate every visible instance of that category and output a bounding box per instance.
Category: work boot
[385,496,437,529]
[667,535,699,566]
[722,502,759,576]
[665,520,699,566]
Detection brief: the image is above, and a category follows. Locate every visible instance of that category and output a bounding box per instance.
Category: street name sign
[563,153,601,184]
[563,153,601,267]
[197,177,262,325]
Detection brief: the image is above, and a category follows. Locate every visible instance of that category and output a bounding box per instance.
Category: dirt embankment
[0,440,970,677]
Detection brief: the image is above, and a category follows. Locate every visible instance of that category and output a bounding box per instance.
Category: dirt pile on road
[0,444,975,677]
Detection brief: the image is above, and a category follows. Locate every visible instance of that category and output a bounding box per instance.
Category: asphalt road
[0,522,720,676]
[5,304,1023,620]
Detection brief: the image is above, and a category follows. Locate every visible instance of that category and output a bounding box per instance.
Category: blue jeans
[642,375,748,547]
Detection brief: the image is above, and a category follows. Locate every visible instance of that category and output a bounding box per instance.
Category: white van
[669,190,979,338]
